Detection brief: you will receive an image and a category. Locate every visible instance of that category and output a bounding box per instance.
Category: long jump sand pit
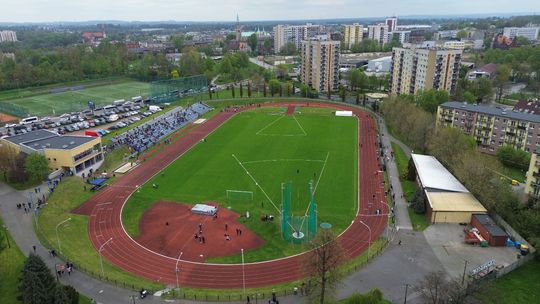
[136,201,266,262]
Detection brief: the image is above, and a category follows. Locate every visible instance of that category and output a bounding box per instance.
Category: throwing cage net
[150,75,208,103]
[226,190,254,205]
[281,181,317,244]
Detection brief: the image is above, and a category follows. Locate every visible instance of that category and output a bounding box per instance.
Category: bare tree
[303,229,345,304]
[414,271,465,304]
[0,144,19,182]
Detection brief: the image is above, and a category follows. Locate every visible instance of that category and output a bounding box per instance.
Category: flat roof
[440,101,540,123]
[411,154,469,193]
[4,129,57,145]
[426,192,487,213]
[22,135,97,150]
[472,214,507,237]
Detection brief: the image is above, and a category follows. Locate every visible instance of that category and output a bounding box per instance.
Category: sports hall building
[1,129,103,176]
[410,154,487,223]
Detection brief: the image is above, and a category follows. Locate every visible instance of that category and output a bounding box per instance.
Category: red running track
[73,102,387,288]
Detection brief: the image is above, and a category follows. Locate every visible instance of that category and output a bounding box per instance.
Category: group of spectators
[109,102,211,154]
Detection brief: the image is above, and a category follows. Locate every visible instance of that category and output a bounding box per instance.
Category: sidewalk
[374,114,413,230]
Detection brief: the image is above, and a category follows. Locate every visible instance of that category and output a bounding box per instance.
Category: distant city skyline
[2,0,540,23]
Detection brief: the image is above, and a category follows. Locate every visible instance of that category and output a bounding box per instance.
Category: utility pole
[461,259,469,285]
[403,283,409,304]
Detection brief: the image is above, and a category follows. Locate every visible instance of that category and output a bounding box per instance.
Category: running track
[74,102,387,288]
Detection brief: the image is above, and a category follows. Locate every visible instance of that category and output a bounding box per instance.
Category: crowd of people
[109,102,211,154]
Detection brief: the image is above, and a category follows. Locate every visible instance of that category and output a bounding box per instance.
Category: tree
[179,48,204,76]
[471,77,494,103]
[348,69,365,91]
[53,285,70,304]
[456,30,468,39]
[269,79,280,97]
[303,229,345,304]
[239,83,243,98]
[494,64,511,102]
[342,289,390,304]
[414,271,465,304]
[463,91,476,103]
[339,85,346,102]
[415,89,449,113]
[0,144,19,182]
[20,254,57,304]
[25,153,49,183]
[496,145,530,170]
[279,42,297,56]
[63,285,79,304]
[247,33,258,53]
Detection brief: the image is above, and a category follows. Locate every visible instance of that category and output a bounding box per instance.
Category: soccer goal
[226,190,254,204]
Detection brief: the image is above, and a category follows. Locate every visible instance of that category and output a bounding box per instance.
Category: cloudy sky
[3,0,540,22]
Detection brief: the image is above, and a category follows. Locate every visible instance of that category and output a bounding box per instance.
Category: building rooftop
[514,99,540,115]
[425,192,487,213]
[440,101,540,123]
[472,214,507,237]
[22,135,97,150]
[3,129,57,145]
[411,153,469,193]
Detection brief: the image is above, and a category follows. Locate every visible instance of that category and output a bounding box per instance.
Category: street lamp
[98,237,113,278]
[241,248,246,296]
[55,218,71,255]
[175,251,183,290]
[2,225,10,248]
[359,220,372,261]
[380,200,392,240]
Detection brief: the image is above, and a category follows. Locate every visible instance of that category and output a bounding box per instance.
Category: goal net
[226,190,254,204]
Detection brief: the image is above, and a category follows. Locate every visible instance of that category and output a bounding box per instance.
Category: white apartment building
[273,23,324,54]
[390,46,462,95]
[343,23,363,49]
[385,17,398,32]
[389,30,411,44]
[368,23,389,46]
[301,37,340,92]
[0,30,18,43]
[503,26,540,41]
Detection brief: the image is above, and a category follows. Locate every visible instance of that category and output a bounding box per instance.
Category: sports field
[0,80,149,116]
[122,106,358,263]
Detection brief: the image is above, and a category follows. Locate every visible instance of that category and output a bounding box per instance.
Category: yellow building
[300,37,340,92]
[1,129,103,176]
[525,152,540,200]
[343,23,363,49]
[390,46,462,95]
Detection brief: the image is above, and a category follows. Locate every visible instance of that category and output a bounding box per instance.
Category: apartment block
[273,23,324,54]
[0,30,17,43]
[343,23,363,49]
[385,17,398,32]
[525,152,540,200]
[301,37,340,92]
[368,23,389,46]
[437,101,540,154]
[390,46,462,95]
[503,26,540,41]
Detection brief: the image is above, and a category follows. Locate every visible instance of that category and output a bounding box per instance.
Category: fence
[0,101,28,118]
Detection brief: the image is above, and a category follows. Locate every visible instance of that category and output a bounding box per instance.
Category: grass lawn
[123,107,358,263]
[0,217,25,303]
[390,143,429,231]
[474,260,540,304]
[479,153,527,183]
[1,80,150,117]
[37,176,164,292]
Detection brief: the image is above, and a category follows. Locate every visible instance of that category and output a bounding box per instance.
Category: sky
[2,0,540,23]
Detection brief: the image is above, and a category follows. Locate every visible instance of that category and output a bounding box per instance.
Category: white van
[113,99,125,106]
[21,116,39,125]
[148,105,162,113]
[108,114,119,122]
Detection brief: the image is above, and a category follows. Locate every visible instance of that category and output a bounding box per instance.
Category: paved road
[0,110,443,303]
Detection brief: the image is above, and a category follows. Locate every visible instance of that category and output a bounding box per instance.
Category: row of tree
[19,254,79,304]
[0,145,49,185]
[381,97,540,247]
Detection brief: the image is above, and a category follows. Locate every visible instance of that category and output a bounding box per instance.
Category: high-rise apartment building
[368,23,389,46]
[390,46,462,95]
[343,23,363,49]
[503,26,540,41]
[0,30,17,43]
[385,16,398,32]
[301,37,340,92]
[273,23,325,54]
[389,30,410,44]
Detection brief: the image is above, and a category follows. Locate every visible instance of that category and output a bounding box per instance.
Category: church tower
[235,14,241,41]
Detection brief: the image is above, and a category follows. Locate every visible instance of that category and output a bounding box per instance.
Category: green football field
[122,107,359,263]
[0,80,150,117]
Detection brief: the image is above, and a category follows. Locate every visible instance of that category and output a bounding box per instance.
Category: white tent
[191,204,217,216]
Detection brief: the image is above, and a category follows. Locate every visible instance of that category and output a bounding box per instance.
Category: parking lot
[424,224,521,280]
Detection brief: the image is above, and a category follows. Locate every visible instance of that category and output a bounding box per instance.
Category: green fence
[0,102,28,118]
[150,75,208,103]
[281,181,317,244]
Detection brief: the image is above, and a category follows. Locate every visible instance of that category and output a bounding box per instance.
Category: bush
[496,145,531,171]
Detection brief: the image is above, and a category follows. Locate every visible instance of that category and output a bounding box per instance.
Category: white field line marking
[241,158,325,165]
[232,154,281,214]
[292,115,307,136]
[313,152,330,195]
[256,133,306,137]
[255,115,284,135]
